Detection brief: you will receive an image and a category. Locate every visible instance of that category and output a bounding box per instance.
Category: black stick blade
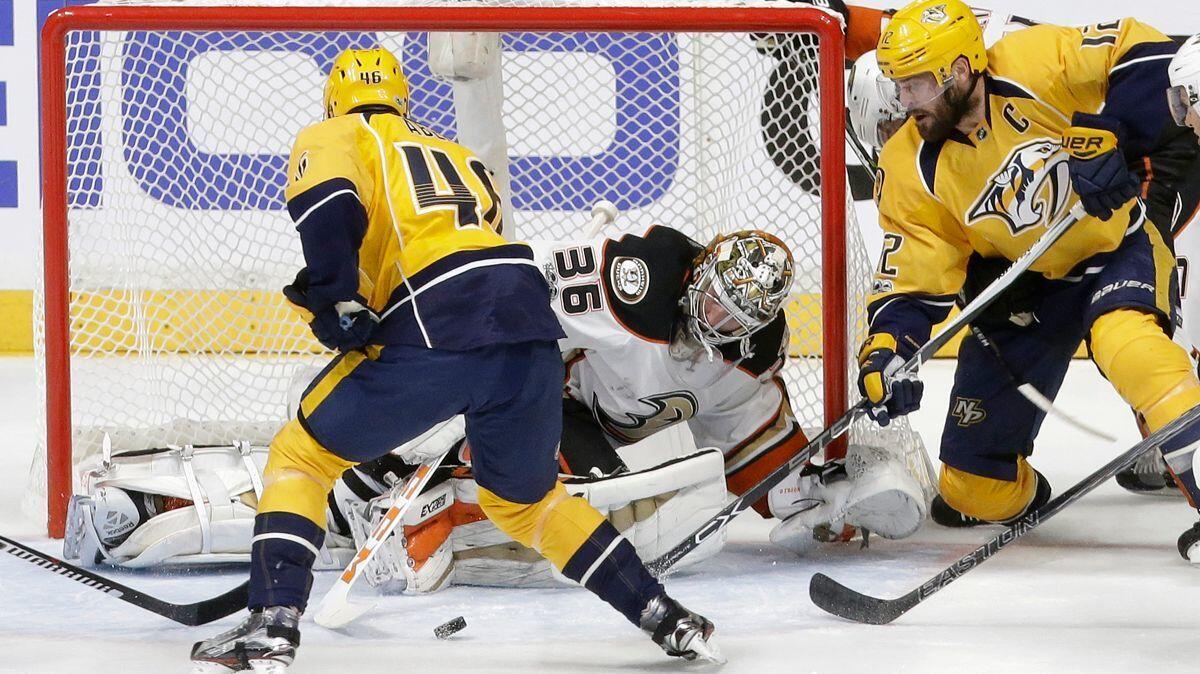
[186,580,250,626]
[808,573,914,625]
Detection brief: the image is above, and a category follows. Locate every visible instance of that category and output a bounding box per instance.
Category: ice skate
[1178,522,1200,563]
[929,495,986,528]
[640,594,724,664]
[190,606,300,673]
[1115,449,1179,496]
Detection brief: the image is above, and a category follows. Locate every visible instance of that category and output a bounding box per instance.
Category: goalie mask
[683,230,794,347]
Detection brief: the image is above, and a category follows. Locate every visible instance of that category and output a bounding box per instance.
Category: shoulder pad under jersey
[600,226,703,343]
[717,312,789,378]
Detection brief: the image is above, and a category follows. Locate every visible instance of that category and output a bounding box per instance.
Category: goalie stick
[0,534,247,626]
[809,399,1200,624]
[314,202,621,627]
[646,203,1087,577]
[313,446,449,629]
[584,199,619,236]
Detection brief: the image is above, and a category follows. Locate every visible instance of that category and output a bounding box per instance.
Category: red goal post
[39,2,847,538]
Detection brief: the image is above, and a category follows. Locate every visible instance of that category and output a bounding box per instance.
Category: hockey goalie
[60,28,932,579]
[61,226,932,582]
[312,225,934,593]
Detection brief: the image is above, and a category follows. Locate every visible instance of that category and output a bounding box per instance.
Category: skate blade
[190,659,289,674]
[191,663,236,674]
[688,636,726,665]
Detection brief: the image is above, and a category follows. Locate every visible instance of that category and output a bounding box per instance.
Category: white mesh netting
[33,0,931,531]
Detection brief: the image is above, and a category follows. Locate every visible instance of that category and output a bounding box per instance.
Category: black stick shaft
[648,207,1084,576]
[811,402,1200,624]
[0,534,247,626]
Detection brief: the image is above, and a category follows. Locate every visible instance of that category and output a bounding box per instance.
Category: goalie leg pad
[563,448,727,569]
[453,450,727,587]
[64,442,269,568]
[842,444,927,540]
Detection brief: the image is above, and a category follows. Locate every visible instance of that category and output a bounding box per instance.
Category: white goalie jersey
[529,225,808,500]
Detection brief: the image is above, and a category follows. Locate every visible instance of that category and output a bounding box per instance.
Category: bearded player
[321,226,932,594]
[190,48,720,672]
[854,0,1200,562]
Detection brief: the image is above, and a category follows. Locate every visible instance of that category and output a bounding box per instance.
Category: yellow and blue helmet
[323,47,409,119]
[876,0,986,83]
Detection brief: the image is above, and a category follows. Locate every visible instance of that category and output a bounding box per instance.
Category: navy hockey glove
[283,269,379,352]
[857,334,923,426]
[1063,114,1138,222]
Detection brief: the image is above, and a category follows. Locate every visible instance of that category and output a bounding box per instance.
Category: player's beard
[912,78,976,143]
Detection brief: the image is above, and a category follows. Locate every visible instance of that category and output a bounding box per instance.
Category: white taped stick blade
[313,583,375,630]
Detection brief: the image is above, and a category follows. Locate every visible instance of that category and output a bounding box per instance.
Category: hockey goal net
[36,0,929,537]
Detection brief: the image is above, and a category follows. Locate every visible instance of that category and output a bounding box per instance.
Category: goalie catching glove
[857,333,923,426]
[283,268,379,352]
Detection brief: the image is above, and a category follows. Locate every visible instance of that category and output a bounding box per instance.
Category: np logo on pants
[952,397,987,427]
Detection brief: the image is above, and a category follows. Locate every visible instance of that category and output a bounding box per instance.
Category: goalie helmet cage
[35,0,902,539]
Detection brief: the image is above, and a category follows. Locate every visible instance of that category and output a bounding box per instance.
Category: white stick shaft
[585,200,619,237]
[1017,383,1117,442]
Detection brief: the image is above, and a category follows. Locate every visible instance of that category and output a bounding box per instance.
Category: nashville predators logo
[591,391,698,444]
[967,139,1072,236]
[951,397,987,427]
[921,4,948,24]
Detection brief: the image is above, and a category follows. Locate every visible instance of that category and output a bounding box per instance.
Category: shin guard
[479,482,663,625]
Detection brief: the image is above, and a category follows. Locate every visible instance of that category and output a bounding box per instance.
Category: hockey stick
[313,449,448,629]
[969,324,1116,442]
[847,131,1111,441]
[0,534,247,626]
[809,399,1200,624]
[646,203,1087,577]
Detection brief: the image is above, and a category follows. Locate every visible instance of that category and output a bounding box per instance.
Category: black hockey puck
[435,616,466,639]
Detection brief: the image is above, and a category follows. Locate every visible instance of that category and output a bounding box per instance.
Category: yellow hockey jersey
[283,111,563,350]
[868,18,1178,355]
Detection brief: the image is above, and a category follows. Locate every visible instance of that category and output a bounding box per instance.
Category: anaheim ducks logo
[591,391,698,444]
[967,139,1072,236]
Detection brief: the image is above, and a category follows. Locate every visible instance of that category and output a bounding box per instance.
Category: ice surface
[0,357,1196,673]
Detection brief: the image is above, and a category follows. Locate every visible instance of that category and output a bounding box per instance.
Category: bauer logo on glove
[1062,113,1139,221]
[1061,126,1118,159]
